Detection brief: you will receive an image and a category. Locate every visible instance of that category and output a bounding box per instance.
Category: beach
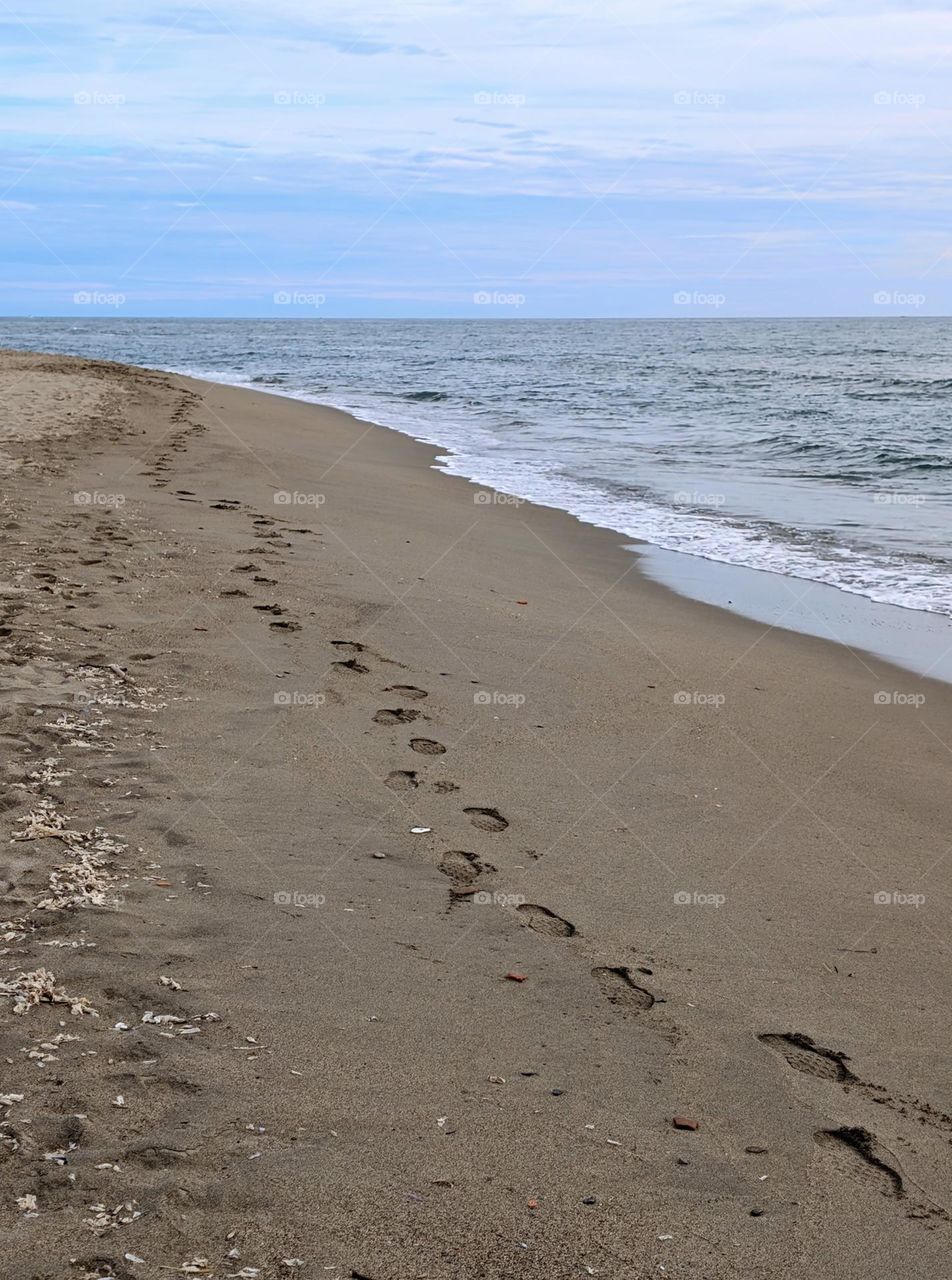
[1,348,950,1278]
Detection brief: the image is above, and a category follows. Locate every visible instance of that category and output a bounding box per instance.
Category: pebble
[745,1144,768,1154]
[551,1088,564,1096]
[672,1115,699,1131]
[582,1196,597,1205]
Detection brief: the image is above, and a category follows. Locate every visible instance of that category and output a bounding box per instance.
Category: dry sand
[0,348,950,1280]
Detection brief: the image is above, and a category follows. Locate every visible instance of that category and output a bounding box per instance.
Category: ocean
[5,318,950,623]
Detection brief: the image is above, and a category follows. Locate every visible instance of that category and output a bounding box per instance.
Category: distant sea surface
[5,318,951,618]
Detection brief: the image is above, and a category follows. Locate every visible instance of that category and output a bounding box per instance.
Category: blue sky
[2,1,950,316]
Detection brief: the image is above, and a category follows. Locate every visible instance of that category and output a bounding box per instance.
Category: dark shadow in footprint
[759,1033,856,1084]
[592,965,654,1012]
[432,780,459,793]
[517,903,576,938]
[814,1127,904,1198]
[270,620,300,631]
[411,738,446,755]
[334,657,369,674]
[385,770,418,791]
[373,708,421,725]
[385,685,428,700]
[439,850,483,884]
[464,806,508,832]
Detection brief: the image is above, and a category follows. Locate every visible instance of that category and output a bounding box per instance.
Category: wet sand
[1,349,950,1279]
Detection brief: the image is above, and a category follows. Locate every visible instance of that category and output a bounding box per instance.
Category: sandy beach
[1,348,950,1279]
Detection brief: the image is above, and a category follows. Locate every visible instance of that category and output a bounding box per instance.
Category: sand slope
[0,350,949,1279]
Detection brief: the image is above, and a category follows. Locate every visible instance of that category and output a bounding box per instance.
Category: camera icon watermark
[74,90,125,107]
[873,690,925,707]
[674,290,726,308]
[873,91,925,108]
[273,890,327,908]
[873,290,925,308]
[674,890,726,907]
[473,690,526,707]
[873,890,925,907]
[74,491,125,508]
[872,491,926,506]
[673,490,726,507]
[273,290,326,307]
[473,490,524,506]
[673,690,725,708]
[474,90,526,107]
[274,491,325,506]
[273,90,326,106]
[474,290,526,307]
[674,90,726,109]
[73,290,125,307]
[473,891,526,907]
[273,691,325,707]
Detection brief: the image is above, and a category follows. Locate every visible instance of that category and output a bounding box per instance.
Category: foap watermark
[274,290,325,307]
[273,90,326,106]
[674,290,726,309]
[474,290,525,308]
[873,491,927,506]
[474,90,526,107]
[874,690,925,707]
[473,890,526,907]
[873,90,925,109]
[74,90,125,107]
[274,890,326,908]
[673,490,726,508]
[874,890,925,908]
[74,490,125,508]
[74,290,125,307]
[873,290,925,308]
[274,490,325,506]
[274,691,325,707]
[674,890,726,907]
[674,690,725,708]
[474,490,524,506]
[674,90,726,109]
[474,690,526,707]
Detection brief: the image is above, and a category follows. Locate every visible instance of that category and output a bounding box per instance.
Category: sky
[2,1,951,317]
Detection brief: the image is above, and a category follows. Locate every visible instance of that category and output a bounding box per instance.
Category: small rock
[505,971,527,983]
[582,1195,596,1205]
[745,1144,768,1154]
[750,1207,765,1217]
[551,1088,564,1096]
[672,1115,699,1131]
[676,1157,690,1166]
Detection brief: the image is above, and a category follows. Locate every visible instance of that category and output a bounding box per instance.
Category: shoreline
[120,365,952,687]
[189,368,952,691]
[1,349,950,1277]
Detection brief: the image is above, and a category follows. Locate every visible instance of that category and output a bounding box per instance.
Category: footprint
[517,903,576,938]
[220,588,248,598]
[270,619,300,631]
[464,806,508,832]
[334,657,369,674]
[254,603,283,614]
[439,850,482,884]
[814,1127,904,1198]
[332,640,366,656]
[385,685,428,700]
[759,1033,856,1084]
[385,769,418,791]
[432,780,459,793]
[592,965,654,1012]
[410,738,446,755]
[373,708,421,725]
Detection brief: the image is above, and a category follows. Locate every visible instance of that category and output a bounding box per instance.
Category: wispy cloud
[0,0,948,314]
